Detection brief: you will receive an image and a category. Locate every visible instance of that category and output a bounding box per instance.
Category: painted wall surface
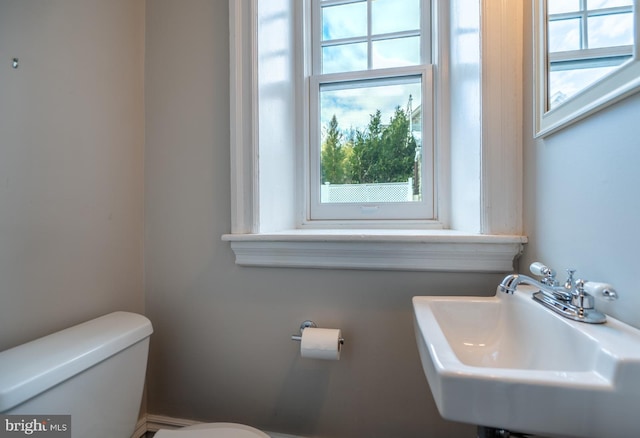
[144,1,497,437]
[0,0,145,351]
[521,1,640,330]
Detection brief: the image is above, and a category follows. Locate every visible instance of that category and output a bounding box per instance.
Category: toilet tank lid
[0,311,153,412]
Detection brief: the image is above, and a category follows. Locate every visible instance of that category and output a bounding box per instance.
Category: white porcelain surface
[0,312,152,438]
[156,423,270,438]
[0,311,152,413]
[412,285,640,438]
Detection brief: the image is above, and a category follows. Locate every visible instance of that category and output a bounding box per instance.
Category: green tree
[320,102,418,186]
[349,110,383,183]
[320,115,345,184]
[348,107,416,184]
[378,106,417,182]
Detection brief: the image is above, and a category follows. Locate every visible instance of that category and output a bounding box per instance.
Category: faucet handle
[572,279,595,311]
[584,282,618,301]
[564,269,576,290]
[530,262,557,286]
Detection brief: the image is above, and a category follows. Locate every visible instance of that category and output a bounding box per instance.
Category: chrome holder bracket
[290,320,344,345]
[290,320,317,341]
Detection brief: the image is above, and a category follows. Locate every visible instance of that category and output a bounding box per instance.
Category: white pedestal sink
[412,285,640,438]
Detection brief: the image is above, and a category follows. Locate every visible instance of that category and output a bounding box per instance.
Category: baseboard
[132,414,307,438]
[146,414,201,432]
[265,432,307,438]
[131,417,148,438]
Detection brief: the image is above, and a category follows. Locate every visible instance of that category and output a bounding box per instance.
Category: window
[308,0,434,221]
[547,0,634,108]
[225,0,526,272]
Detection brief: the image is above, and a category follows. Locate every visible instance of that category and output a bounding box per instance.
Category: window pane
[372,36,421,69]
[549,65,617,107]
[372,0,421,35]
[322,2,367,41]
[319,77,423,203]
[322,42,368,74]
[548,18,582,52]
[548,0,581,14]
[588,0,633,8]
[588,12,634,49]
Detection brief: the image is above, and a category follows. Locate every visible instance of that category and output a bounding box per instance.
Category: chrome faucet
[499,273,569,300]
[499,263,618,324]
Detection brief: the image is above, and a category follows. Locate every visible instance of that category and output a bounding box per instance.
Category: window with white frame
[547,0,634,108]
[307,0,434,221]
[225,0,526,272]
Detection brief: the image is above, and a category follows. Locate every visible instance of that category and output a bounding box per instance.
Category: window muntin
[318,0,424,74]
[547,0,634,108]
[309,0,433,222]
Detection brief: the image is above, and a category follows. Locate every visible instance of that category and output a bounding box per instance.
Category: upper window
[547,0,634,108]
[307,0,434,222]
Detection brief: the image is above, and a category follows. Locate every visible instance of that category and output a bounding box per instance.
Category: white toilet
[0,312,269,438]
[158,423,269,437]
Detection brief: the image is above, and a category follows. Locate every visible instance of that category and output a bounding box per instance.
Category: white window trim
[224,0,526,272]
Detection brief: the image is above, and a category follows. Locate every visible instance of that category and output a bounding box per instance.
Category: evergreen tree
[320,115,345,184]
[349,110,383,183]
[320,100,418,186]
[379,106,416,182]
[348,107,416,184]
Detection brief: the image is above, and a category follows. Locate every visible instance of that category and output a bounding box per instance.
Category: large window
[308,0,433,221]
[547,0,634,108]
[226,0,525,271]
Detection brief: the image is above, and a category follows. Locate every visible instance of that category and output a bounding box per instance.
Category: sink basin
[412,285,640,438]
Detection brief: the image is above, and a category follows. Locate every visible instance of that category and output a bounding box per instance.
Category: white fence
[321,179,413,203]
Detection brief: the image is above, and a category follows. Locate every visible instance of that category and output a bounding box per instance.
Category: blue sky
[320,80,422,139]
[318,0,422,137]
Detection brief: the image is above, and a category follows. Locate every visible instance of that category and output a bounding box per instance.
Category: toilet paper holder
[291,320,344,344]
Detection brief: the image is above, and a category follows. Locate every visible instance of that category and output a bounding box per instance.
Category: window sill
[222,230,527,272]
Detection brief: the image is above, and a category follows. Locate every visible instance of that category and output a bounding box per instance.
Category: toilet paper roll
[300,327,342,360]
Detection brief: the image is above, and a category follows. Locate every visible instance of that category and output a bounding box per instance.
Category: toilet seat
[155,422,270,438]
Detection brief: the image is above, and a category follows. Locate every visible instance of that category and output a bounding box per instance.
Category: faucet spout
[499,274,570,300]
[499,274,572,301]
[499,273,523,294]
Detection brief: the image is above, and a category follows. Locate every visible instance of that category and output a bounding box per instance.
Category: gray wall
[0,0,145,351]
[144,1,495,437]
[521,0,640,330]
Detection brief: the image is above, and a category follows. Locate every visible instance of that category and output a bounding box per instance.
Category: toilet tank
[0,312,153,438]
